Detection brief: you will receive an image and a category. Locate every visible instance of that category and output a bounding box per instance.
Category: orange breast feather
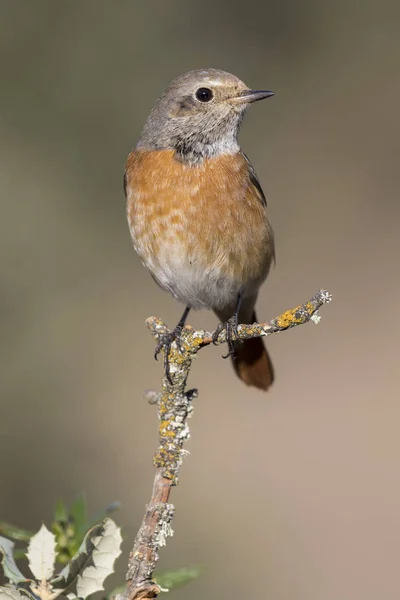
[125,150,274,286]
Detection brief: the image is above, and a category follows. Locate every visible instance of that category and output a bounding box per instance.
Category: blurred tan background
[1,1,400,599]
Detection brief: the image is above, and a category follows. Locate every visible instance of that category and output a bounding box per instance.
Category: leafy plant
[0,519,122,600]
[1,498,203,598]
[0,495,120,564]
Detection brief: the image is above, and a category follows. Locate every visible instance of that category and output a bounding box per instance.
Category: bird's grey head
[136,68,274,165]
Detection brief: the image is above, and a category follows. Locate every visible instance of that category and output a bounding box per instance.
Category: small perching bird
[125,69,275,390]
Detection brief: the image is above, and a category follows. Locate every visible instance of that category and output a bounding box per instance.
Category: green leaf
[51,518,122,598]
[69,495,87,535]
[155,566,203,591]
[0,587,25,600]
[0,538,28,584]
[53,501,68,524]
[11,550,27,562]
[75,519,122,599]
[26,524,57,581]
[50,523,104,591]
[0,524,32,543]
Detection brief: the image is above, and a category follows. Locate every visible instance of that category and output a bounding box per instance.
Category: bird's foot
[212,316,242,359]
[154,323,185,384]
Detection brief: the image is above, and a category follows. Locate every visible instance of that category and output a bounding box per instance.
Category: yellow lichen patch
[238,324,259,338]
[305,301,316,313]
[275,305,305,328]
[163,345,187,368]
[159,420,177,438]
[189,332,205,350]
[154,447,178,481]
[159,393,175,413]
[155,449,175,462]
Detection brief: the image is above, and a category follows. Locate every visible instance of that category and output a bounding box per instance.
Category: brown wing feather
[241,151,267,207]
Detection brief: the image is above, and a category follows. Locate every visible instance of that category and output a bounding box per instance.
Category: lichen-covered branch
[117,289,331,600]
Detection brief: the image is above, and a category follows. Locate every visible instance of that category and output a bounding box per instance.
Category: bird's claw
[212,316,242,360]
[154,325,185,384]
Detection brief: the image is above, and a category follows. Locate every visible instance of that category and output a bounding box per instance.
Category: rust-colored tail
[232,311,274,391]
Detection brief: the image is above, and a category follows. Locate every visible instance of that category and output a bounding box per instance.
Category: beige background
[1,2,400,599]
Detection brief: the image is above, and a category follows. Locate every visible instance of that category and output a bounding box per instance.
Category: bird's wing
[240,151,267,208]
[123,171,128,197]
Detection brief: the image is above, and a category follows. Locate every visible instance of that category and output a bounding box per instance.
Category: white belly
[142,240,245,311]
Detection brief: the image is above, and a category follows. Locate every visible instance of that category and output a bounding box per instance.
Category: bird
[125,68,275,390]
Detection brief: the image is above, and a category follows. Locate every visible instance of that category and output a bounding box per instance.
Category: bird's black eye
[195,87,213,102]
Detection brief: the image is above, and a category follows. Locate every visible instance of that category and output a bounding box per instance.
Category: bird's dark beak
[230,89,275,104]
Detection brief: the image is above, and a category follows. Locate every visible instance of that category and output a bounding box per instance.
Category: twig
[116,289,332,600]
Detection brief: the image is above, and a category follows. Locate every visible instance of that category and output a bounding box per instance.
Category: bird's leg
[154,305,191,384]
[212,291,243,359]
